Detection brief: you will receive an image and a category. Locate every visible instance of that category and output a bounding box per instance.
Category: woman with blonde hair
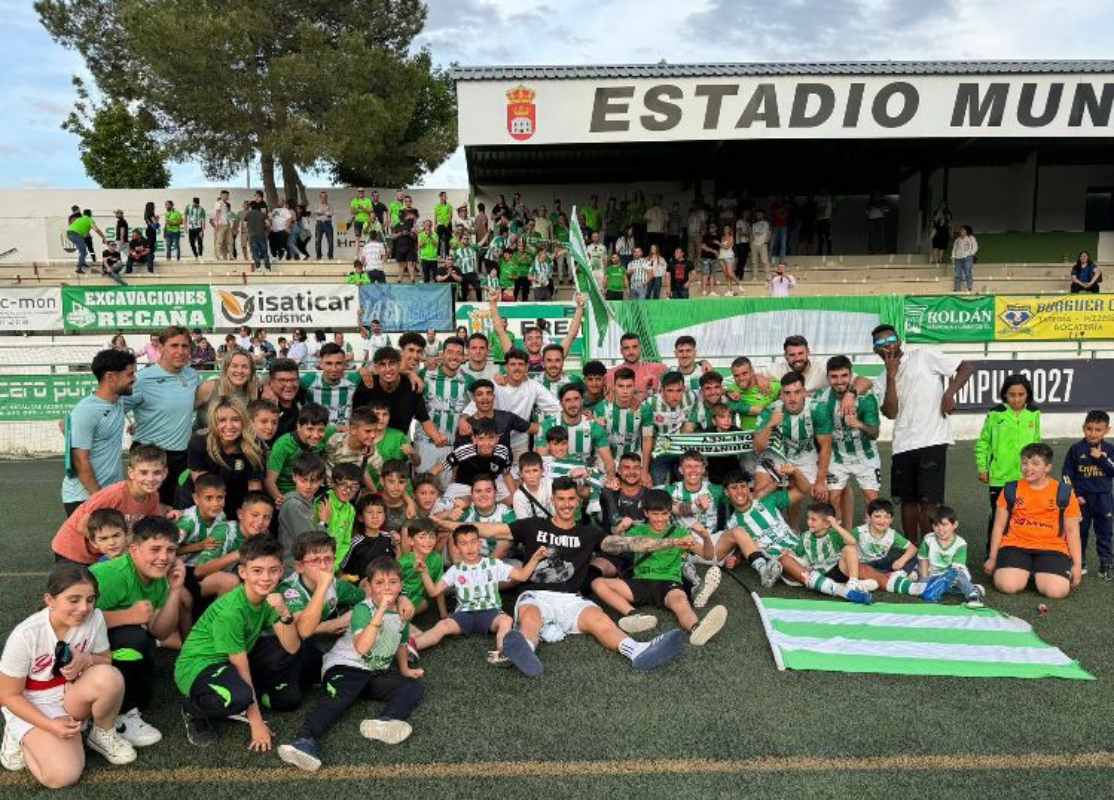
[185,396,265,517]
[194,349,260,429]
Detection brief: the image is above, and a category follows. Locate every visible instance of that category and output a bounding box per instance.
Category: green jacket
[975,405,1041,487]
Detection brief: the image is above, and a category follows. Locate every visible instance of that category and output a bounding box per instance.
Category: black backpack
[1002,479,1074,538]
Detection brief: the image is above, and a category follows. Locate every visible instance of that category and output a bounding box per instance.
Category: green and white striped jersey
[793,529,846,573]
[533,370,582,396]
[853,525,910,562]
[666,480,725,533]
[640,393,695,452]
[323,601,408,673]
[175,507,229,567]
[815,388,881,464]
[540,414,610,466]
[727,490,798,556]
[676,367,704,394]
[275,572,364,623]
[421,368,470,439]
[461,504,517,557]
[595,400,644,456]
[459,360,501,387]
[918,532,969,577]
[544,456,604,503]
[441,557,514,612]
[300,371,363,426]
[756,398,833,465]
[453,244,480,275]
[192,521,245,571]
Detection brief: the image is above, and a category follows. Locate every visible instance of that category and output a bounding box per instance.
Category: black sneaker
[1100,563,1113,583]
[181,706,219,747]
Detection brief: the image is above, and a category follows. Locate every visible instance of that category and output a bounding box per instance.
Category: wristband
[279,614,294,626]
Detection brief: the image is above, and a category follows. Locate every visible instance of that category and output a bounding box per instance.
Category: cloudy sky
[4,0,1110,189]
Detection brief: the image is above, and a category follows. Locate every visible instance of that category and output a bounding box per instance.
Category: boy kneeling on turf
[277,557,425,772]
[591,490,728,646]
[412,524,547,658]
[175,536,301,750]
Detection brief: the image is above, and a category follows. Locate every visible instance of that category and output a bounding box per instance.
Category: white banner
[211,284,360,331]
[459,74,1114,146]
[0,287,63,331]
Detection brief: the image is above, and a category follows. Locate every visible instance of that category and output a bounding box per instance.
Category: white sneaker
[757,557,783,588]
[115,708,162,747]
[359,719,412,745]
[86,724,138,765]
[693,566,722,609]
[690,604,728,646]
[1,724,23,771]
[618,613,658,634]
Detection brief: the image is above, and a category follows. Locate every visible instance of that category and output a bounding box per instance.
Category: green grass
[2,443,1113,799]
[975,232,1096,264]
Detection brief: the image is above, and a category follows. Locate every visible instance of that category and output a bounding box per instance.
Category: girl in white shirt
[951,225,978,293]
[0,565,135,787]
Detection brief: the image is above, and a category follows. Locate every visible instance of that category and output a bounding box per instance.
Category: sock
[618,637,648,661]
[886,573,922,595]
[807,571,846,598]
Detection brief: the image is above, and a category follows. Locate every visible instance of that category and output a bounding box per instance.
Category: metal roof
[453,60,1114,81]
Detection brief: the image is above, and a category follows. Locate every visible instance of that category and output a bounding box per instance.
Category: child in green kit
[316,462,362,567]
[591,490,727,646]
[176,474,229,566]
[398,521,447,628]
[193,492,276,584]
[276,557,425,772]
[265,403,331,503]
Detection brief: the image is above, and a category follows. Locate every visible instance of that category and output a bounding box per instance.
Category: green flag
[569,206,612,347]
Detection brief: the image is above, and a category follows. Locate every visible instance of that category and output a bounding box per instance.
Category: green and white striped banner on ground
[753,595,1093,681]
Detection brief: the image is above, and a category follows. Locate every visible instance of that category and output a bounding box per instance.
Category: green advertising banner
[903,295,995,343]
[62,285,214,333]
[456,301,586,361]
[0,374,99,420]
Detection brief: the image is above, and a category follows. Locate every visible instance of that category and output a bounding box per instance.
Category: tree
[62,78,170,188]
[36,0,457,207]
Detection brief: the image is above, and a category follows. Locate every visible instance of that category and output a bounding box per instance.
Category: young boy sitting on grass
[921,506,985,607]
[316,462,362,568]
[398,521,448,649]
[85,508,128,562]
[277,557,425,773]
[412,524,546,658]
[265,403,331,506]
[193,492,276,585]
[176,536,302,750]
[853,498,918,575]
[276,453,326,558]
[591,489,728,646]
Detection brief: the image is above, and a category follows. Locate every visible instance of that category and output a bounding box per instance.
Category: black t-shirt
[352,375,429,433]
[670,258,691,287]
[371,201,388,226]
[186,433,265,517]
[702,424,744,486]
[454,410,530,452]
[701,233,719,258]
[446,443,512,486]
[510,517,604,595]
[272,388,308,445]
[599,486,649,533]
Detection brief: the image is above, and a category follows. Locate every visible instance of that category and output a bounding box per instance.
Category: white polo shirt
[872,348,963,455]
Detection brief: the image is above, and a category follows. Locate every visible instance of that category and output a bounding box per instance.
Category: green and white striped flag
[569,206,613,347]
[754,596,1093,680]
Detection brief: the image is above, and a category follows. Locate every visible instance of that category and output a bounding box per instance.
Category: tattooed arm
[600,534,692,555]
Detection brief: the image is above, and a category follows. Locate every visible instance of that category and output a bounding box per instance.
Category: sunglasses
[52,640,72,678]
[873,334,899,347]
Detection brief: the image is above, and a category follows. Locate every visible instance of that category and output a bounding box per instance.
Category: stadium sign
[61,286,213,332]
[213,284,358,330]
[904,295,995,342]
[994,294,1114,340]
[458,75,1114,145]
[0,288,62,331]
[951,359,1106,413]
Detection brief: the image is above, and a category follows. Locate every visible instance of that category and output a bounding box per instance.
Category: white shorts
[514,590,598,643]
[790,459,818,485]
[2,699,68,744]
[827,459,882,492]
[688,531,724,565]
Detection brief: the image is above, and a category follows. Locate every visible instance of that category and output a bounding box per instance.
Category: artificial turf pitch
[1,441,1113,799]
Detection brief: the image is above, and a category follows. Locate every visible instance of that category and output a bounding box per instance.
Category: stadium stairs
[0,253,1071,297]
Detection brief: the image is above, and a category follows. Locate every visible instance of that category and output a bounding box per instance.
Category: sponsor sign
[357,284,455,332]
[903,295,995,343]
[458,75,1114,146]
[456,301,586,361]
[951,359,1105,413]
[213,284,359,330]
[0,288,63,331]
[994,294,1114,341]
[0,374,98,420]
[61,286,213,333]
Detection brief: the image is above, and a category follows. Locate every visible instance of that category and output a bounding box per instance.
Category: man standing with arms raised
[870,324,974,543]
[124,326,201,505]
[62,348,137,516]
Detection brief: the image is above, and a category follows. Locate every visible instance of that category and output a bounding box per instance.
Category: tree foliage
[36,0,458,206]
[62,78,170,188]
